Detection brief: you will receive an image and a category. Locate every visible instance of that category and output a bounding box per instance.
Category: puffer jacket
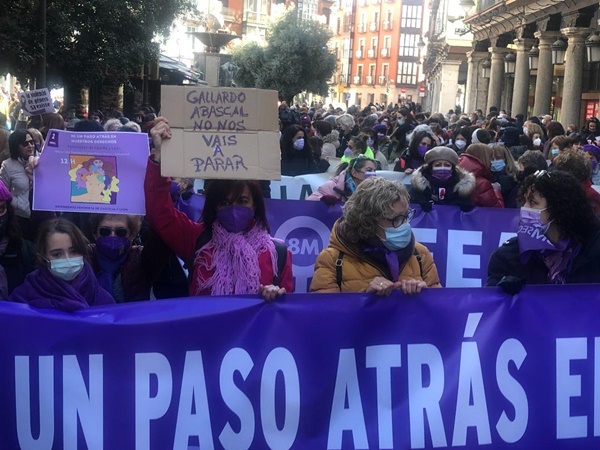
[410,165,475,211]
[307,170,349,202]
[310,219,441,292]
[457,153,504,208]
[321,130,340,159]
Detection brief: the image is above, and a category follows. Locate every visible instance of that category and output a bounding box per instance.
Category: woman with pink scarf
[144,119,293,301]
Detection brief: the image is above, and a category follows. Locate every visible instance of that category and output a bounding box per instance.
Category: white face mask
[533,138,542,147]
[455,140,467,149]
[49,257,84,281]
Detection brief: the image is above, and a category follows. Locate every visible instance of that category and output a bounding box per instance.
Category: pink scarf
[194,221,277,295]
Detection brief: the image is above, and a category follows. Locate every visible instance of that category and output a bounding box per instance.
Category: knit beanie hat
[471,128,491,144]
[424,146,459,166]
[501,127,520,147]
[0,181,12,203]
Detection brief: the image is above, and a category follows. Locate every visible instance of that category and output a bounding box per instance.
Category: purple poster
[32,129,149,214]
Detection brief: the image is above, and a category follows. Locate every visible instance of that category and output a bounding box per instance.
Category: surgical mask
[523,127,528,135]
[431,166,452,182]
[533,138,542,147]
[491,160,506,172]
[551,148,559,157]
[95,236,131,261]
[49,257,84,282]
[344,147,354,157]
[366,138,374,147]
[397,118,405,125]
[380,222,412,251]
[455,140,466,150]
[377,133,385,140]
[417,145,429,157]
[293,138,304,150]
[217,205,254,233]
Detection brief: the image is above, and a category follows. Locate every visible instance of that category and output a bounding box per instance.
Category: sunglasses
[21,140,34,147]
[98,227,129,238]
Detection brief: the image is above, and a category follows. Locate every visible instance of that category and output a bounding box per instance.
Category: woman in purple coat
[9,218,114,312]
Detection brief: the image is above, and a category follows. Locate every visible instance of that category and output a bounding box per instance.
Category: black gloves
[497,276,525,295]
[321,195,340,206]
[420,201,433,213]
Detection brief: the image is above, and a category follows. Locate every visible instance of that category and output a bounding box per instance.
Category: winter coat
[321,130,340,160]
[310,220,441,292]
[487,232,600,286]
[0,238,35,298]
[307,170,349,202]
[490,171,518,208]
[0,158,31,218]
[457,153,504,208]
[144,159,294,296]
[410,166,475,211]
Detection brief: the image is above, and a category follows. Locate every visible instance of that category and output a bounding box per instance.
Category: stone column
[511,38,535,117]
[465,50,488,114]
[532,31,559,116]
[436,60,462,114]
[560,28,590,128]
[487,47,506,113]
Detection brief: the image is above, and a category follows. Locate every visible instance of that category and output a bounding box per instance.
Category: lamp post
[551,38,567,65]
[481,58,491,79]
[586,33,600,63]
[458,0,475,15]
[504,52,516,75]
[528,45,539,70]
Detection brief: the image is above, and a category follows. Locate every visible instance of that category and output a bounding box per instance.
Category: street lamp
[586,33,600,63]
[417,37,426,51]
[481,58,491,79]
[504,52,516,75]
[551,38,567,65]
[528,45,539,70]
[458,0,475,14]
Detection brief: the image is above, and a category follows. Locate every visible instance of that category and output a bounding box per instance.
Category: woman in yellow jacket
[310,176,441,295]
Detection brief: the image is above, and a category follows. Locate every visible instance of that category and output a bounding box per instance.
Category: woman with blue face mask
[489,144,519,208]
[310,177,441,295]
[487,170,600,292]
[9,218,115,312]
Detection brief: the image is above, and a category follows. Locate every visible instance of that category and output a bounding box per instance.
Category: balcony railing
[369,22,379,32]
[355,50,364,58]
[353,75,362,85]
[367,49,375,58]
[381,48,390,58]
[358,23,367,33]
[378,75,387,85]
[383,20,392,30]
[366,75,374,85]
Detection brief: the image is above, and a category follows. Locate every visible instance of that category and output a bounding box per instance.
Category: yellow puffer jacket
[310,220,442,293]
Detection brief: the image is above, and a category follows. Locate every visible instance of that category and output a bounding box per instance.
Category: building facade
[463,0,600,127]
[327,0,427,108]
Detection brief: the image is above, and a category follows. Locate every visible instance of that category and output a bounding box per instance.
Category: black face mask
[516,170,526,182]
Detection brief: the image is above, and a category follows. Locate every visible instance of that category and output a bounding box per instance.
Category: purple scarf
[362,235,416,281]
[9,262,115,312]
[540,240,581,284]
[94,238,131,300]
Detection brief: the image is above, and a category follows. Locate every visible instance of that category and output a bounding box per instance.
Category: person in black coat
[489,144,519,208]
[409,146,476,212]
[487,170,600,292]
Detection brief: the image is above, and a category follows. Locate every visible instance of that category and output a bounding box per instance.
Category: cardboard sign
[161,86,279,131]
[32,129,149,214]
[161,129,280,179]
[160,86,281,180]
[18,88,55,116]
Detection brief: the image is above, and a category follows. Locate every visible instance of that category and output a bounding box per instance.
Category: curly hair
[340,177,409,242]
[552,150,591,182]
[518,170,599,244]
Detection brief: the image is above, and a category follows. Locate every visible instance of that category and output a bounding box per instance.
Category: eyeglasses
[21,140,34,147]
[385,208,415,227]
[98,227,129,238]
[534,170,551,179]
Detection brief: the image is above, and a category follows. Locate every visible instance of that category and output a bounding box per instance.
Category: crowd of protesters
[0,90,599,312]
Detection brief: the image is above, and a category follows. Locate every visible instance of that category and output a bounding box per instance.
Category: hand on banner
[149,117,172,163]
[497,275,525,295]
[259,284,286,302]
[366,276,396,296]
[320,194,340,206]
[397,279,427,295]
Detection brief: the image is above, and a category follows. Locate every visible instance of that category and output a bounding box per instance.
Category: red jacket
[457,153,504,208]
[582,179,600,216]
[144,159,294,296]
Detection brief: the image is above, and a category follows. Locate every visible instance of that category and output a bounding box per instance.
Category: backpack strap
[335,251,344,291]
[413,247,423,278]
[272,240,287,287]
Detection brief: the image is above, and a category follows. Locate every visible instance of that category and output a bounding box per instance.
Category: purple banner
[33,130,149,214]
[171,196,519,291]
[1,286,599,448]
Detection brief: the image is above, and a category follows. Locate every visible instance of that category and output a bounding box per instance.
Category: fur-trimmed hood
[411,165,476,197]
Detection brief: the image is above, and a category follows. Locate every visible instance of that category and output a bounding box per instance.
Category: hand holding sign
[149,117,172,163]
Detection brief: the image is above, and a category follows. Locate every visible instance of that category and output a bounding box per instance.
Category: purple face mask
[418,145,429,157]
[217,205,255,233]
[431,166,452,182]
[517,207,556,254]
[95,236,131,261]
